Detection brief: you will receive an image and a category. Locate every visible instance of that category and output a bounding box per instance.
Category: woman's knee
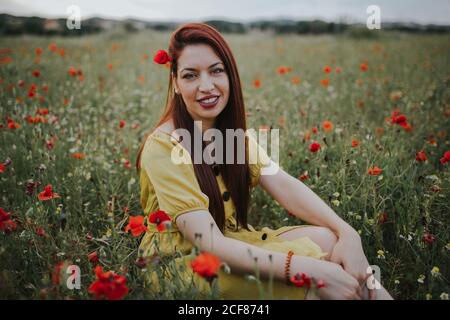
[308,227,338,256]
[278,226,338,255]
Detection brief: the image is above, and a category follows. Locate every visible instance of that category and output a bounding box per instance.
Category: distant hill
[0,13,448,36]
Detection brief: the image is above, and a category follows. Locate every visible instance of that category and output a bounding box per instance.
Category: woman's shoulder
[141,121,192,168]
[144,120,179,148]
[153,119,176,136]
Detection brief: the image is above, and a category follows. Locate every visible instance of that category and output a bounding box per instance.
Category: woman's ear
[172,73,180,94]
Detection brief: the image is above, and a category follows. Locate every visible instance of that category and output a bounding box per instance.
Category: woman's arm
[175,210,362,299]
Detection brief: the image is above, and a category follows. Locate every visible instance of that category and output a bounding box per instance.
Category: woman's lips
[198,96,219,108]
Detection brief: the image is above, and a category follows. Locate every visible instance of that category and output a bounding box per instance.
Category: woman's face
[172,44,230,131]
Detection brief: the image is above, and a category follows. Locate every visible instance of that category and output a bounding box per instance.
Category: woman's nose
[199,74,215,92]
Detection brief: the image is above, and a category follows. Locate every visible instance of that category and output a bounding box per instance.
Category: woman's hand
[292,256,362,300]
[329,230,376,300]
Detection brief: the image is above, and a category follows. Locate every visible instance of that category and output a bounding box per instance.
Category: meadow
[0,28,449,300]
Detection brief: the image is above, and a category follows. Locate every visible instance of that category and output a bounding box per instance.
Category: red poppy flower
[0,207,17,232]
[7,118,20,129]
[88,251,99,263]
[124,215,147,237]
[32,69,40,77]
[415,151,428,162]
[35,227,47,237]
[323,65,332,74]
[123,159,131,169]
[68,67,77,76]
[351,139,360,147]
[396,117,408,127]
[191,252,221,280]
[149,210,172,232]
[440,150,450,165]
[48,43,57,52]
[8,122,19,129]
[290,272,312,288]
[44,140,54,150]
[253,79,261,88]
[276,66,291,75]
[311,127,318,134]
[299,171,309,181]
[36,108,49,115]
[88,265,129,300]
[320,78,329,87]
[0,163,5,173]
[38,184,60,201]
[322,120,333,132]
[119,120,126,128]
[35,48,43,55]
[367,166,382,176]
[390,112,409,128]
[360,63,368,72]
[422,233,435,245]
[153,50,172,64]
[291,76,301,85]
[309,142,321,153]
[71,153,86,159]
[67,67,82,77]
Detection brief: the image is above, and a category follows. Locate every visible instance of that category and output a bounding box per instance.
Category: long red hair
[136,23,251,233]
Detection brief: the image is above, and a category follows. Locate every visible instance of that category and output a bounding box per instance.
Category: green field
[0,29,449,300]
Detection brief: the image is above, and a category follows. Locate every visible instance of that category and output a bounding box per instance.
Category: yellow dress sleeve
[140,134,210,223]
[247,130,273,188]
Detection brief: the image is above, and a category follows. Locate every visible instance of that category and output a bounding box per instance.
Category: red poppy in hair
[153,50,172,64]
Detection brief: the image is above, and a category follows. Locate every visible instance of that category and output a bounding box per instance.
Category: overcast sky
[1,0,449,25]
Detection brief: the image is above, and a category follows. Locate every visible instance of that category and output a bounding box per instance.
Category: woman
[135,22,393,300]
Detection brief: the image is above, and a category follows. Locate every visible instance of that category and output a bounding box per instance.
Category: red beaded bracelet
[284,250,294,284]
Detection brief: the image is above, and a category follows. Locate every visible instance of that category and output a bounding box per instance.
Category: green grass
[0,29,449,300]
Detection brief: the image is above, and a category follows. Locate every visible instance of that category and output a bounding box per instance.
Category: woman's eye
[183,69,223,79]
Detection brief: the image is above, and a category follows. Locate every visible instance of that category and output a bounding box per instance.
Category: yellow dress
[138,129,327,299]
